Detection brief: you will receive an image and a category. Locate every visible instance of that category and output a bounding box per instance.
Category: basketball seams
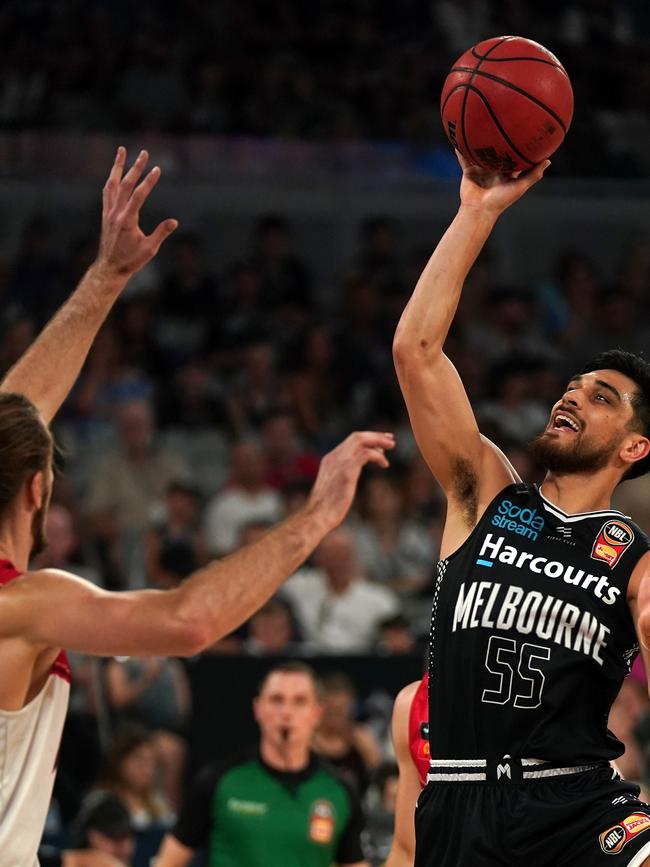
[465,86,537,167]
[469,35,517,60]
[451,66,569,132]
[470,47,568,77]
[460,36,512,167]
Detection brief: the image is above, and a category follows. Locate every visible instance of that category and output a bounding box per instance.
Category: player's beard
[528,430,618,474]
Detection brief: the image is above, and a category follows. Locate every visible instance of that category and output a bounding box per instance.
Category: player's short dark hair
[581,350,650,480]
[257,660,321,697]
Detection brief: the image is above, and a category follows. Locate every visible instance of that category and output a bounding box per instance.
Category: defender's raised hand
[0,147,179,424]
[97,147,178,281]
[307,431,396,531]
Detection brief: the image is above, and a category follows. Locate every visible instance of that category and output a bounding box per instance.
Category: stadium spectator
[156,360,227,429]
[145,482,206,589]
[89,725,175,834]
[31,503,101,585]
[225,339,286,435]
[312,672,382,794]
[282,529,400,653]
[476,355,550,446]
[363,763,400,867]
[156,232,218,364]
[376,614,417,656]
[71,792,135,865]
[204,440,283,556]
[105,658,191,809]
[87,399,189,587]
[287,324,346,446]
[252,215,313,316]
[261,409,320,490]
[244,597,303,656]
[350,474,433,594]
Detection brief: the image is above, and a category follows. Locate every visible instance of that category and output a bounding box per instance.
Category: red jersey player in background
[384,674,428,867]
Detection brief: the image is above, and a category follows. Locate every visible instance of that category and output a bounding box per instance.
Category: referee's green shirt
[172,751,365,866]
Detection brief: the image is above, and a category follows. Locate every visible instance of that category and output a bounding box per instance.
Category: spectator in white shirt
[282,528,399,653]
[204,440,283,556]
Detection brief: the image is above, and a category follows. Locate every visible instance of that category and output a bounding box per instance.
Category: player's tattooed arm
[0,148,177,425]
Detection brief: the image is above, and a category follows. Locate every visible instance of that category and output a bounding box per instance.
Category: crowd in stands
[1,0,649,175]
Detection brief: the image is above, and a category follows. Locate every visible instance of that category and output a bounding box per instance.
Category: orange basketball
[440,36,574,172]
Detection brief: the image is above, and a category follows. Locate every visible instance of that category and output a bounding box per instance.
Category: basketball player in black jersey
[393,151,650,866]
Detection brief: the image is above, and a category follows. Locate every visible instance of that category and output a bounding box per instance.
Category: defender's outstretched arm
[393,155,549,540]
[0,431,394,657]
[1,148,177,425]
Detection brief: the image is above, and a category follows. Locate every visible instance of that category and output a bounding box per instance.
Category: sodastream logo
[491,499,544,542]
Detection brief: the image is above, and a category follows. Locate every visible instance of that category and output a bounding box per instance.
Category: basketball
[440,36,574,172]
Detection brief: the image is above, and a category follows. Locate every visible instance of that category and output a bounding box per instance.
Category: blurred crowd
[1,0,649,175]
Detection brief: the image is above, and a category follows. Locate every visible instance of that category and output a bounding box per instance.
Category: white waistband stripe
[426,759,601,783]
[428,758,487,767]
[522,764,599,779]
[427,772,487,782]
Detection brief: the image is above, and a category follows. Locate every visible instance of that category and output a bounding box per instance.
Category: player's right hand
[456,149,550,217]
[306,431,395,531]
[95,146,179,284]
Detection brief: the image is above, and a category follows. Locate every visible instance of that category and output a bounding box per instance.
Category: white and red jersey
[0,560,70,866]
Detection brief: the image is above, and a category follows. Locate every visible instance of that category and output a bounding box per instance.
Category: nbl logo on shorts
[591,520,634,569]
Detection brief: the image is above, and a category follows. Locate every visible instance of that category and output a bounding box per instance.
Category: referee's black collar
[256,747,319,788]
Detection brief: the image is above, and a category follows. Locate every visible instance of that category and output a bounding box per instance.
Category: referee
[157,661,369,867]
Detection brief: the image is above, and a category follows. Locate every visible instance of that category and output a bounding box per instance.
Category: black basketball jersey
[428,483,650,764]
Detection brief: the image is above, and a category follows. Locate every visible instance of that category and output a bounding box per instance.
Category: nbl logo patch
[308,800,335,845]
[591,520,634,569]
[599,814,650,854]
[600,825,626,854]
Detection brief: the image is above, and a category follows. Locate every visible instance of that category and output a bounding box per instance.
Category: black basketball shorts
[415,767,650,866]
